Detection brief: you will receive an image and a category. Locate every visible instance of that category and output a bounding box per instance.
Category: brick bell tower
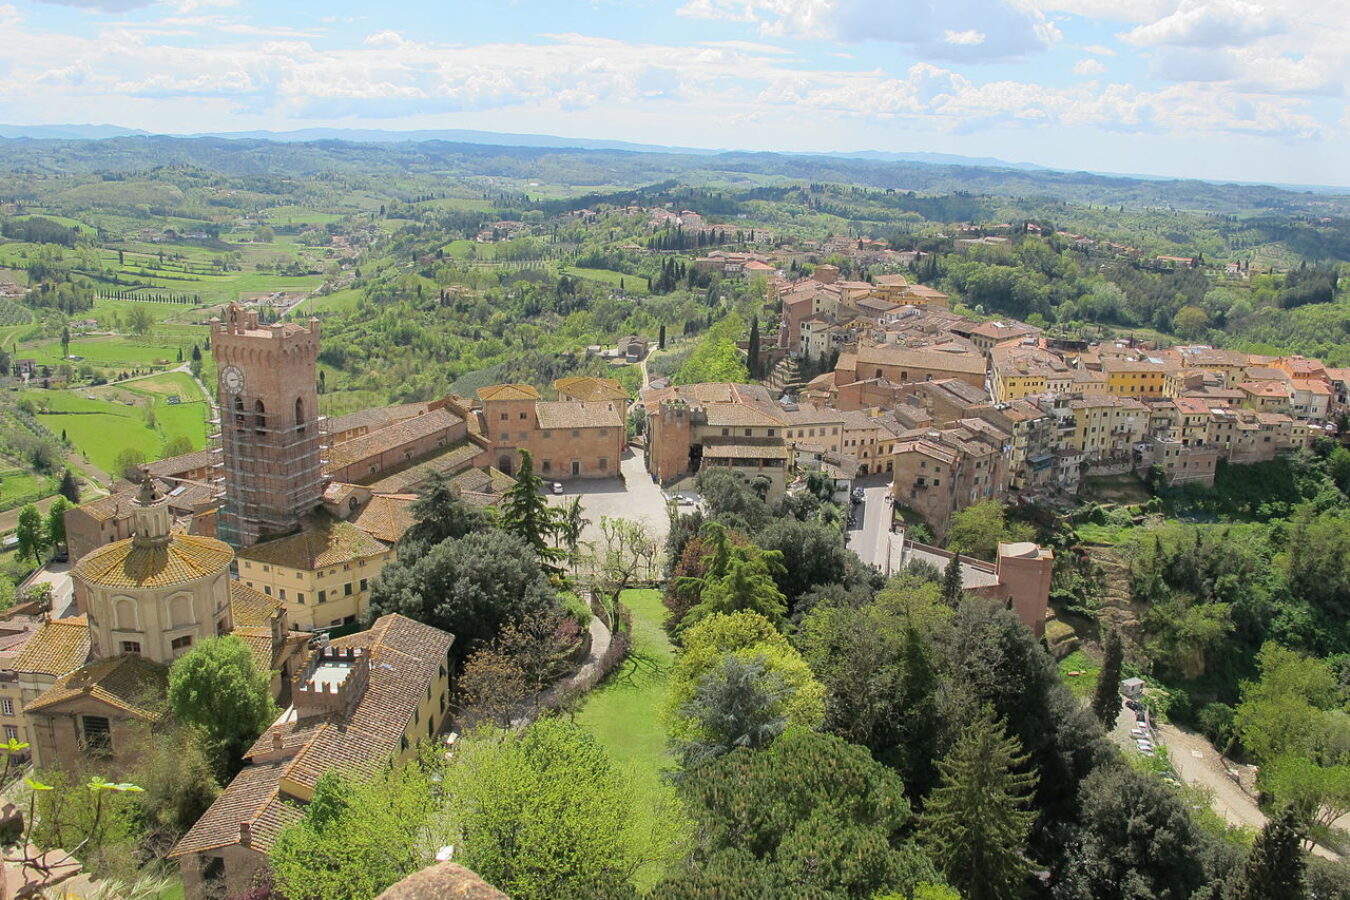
[212,304,326,548]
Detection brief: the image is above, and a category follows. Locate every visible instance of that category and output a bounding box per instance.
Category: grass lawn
[1074,522,1137,545]
[26,335,191,370]
[573,588,676,889]
[27,374,210,474]
[0,469,51,505]
[1058,648,1102,700]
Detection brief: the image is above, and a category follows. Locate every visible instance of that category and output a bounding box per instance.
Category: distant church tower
[213,304,326,548]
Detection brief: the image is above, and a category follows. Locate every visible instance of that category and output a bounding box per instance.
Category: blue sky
[0,0,1346,186]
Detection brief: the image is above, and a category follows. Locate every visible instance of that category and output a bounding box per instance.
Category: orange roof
[25,653,165,720]
[477,383,541,402]
[12,617,90,677]
[76,534,233,590]
[552,376,629,403]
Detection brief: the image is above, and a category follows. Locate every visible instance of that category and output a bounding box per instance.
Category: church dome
[76,533,233,590]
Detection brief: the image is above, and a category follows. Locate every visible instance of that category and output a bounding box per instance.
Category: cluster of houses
[640,265,1340,542]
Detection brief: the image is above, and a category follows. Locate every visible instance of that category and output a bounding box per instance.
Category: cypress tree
[58,470,80,504]
[921,705,1038,900]
[1091,629,1125,729]
[1226,806,1304,900]
[941,553,964,607]
[747,315,760,380]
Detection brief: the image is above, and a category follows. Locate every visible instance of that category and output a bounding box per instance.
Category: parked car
[551,482,563,495]
[852,487,865,502]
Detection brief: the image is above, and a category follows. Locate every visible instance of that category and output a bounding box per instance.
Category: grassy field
[563,265,649,294]
[1058,648,1102,700]
[573,589,675,889]
[0,468,50,505]
[26,372,210,474]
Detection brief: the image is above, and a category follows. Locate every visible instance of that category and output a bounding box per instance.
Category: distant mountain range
[0,123,1050,173]
[0,123,1346,199]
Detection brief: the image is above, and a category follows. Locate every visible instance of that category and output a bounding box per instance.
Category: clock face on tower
[221,365,245,394]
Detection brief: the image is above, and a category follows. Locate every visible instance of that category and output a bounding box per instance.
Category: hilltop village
[0,151,1343,898]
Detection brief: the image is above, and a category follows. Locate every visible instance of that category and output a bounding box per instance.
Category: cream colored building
[235,515,395,631]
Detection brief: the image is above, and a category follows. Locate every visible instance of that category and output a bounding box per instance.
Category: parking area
[543,447,671,554]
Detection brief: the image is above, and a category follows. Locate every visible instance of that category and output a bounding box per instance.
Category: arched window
[114,598,138,631]
[295,397,306,434]
[254,399,266,435]
[233,395,244,426]
[170,595,193,628]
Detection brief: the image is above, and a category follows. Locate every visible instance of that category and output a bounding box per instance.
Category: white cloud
[0,5,1338,149]
[1081,43,1116,56]
[1122,0,1282,48]
[944,30,986,46]
[678,0,1060,62]
[29,0,153,10]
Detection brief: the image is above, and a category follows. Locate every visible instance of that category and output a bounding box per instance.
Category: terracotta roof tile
[478,384,541,402]
[13,617,91,677]
[172,615,454,861]
[168,760,302,857]
[552,376,628,403]
[349,494,417,545]
[360,441,481,493]
[534,401,624,431]
[25,653,166,720]
[325,408,463,473]
[146,450,215,477]
[76,534,233,590]
[230,581,282,628]
[237,515,390,571]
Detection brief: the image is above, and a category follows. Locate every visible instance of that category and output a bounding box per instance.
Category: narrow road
[1158,723,1268,832]
[1158,721,1342,859]
[846,476,893,568]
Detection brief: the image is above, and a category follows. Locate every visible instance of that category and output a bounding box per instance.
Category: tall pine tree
[1226,806,1305,900]
[921,705,1038,900]
[498,449,563,573]
[1091,629,1124,729]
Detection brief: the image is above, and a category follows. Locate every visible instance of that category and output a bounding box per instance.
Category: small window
[318,590,327,604]
[599,458,609,471]
[744,429,752,437]
[3,726,16,742]
[81,715,112,753]
[279,589,286,601]
[171,635,193,652]
[344,583,353,596]
[297,592,306,604]
[0,699,12,717]
[519,412,528,420]
[360,579,368,591]
[543,430,552,439]
[542,459,551,473]
[263,586,271,596]
[120,641,142,655]
[499,413,508,421]
[571,429,580,438]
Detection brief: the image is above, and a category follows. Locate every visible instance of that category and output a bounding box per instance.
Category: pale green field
[26,372,211,473]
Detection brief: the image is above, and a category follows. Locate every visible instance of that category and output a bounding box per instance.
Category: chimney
[271,732,283,751]
[239,822,252,846]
